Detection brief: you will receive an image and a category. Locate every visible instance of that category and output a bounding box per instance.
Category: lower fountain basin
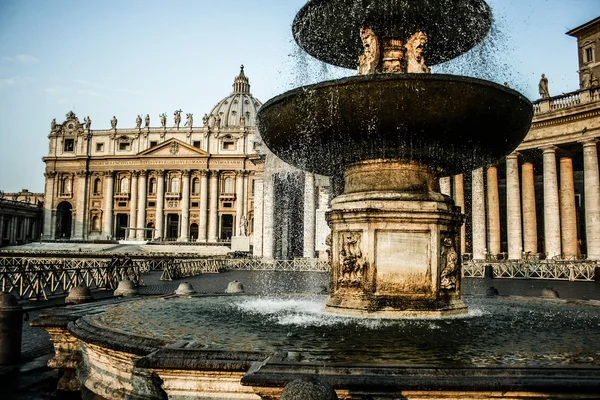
[94,295,599,366]
[258,74,533,176]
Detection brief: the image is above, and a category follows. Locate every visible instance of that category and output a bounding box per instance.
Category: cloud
[0,76,34,88]
[4,54,39,64]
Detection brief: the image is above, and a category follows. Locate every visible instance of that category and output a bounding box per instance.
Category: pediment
[138,138,210,157]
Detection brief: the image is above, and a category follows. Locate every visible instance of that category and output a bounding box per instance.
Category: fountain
[30,1,600,399]
[257,0,532,316]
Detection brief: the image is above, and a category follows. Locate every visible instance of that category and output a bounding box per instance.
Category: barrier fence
[462,260,598,281]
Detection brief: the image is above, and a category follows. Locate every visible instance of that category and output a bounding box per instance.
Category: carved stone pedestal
[326,159,467,317]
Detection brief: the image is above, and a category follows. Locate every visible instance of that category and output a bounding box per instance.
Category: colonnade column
[581,139,600,259]
[199,170,209,242]
[253,166,265,257]
[263,173,275,259]
[156,170,165,240]
[74,171,89,240]
[128,171,139,240]
[180,170,190,241]
[103,171,114,238]
[506,153,523,260]
[208,170,219,242]
[486,166,501,256]
[542,146,561,258]
[521,162,537,254]
[136,171,147,240]
[235,171,244,236]
[559,157,578,257]
[439,177,452,196]
[303,172,316,258]
[471,167,486,259]
[454,174,466,254]
[43,171,56,239]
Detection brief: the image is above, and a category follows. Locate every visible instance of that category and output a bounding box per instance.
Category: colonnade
[0,206,41,245]
[450,138,600,260]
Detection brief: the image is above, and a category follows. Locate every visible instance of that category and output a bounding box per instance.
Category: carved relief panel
[337,231,365,287]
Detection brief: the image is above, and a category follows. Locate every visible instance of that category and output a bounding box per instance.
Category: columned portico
[542,146,561,258]
[471,168,486,260]
[103,171,114,238]
[43,171,56,239]
[262,173,275,259]
[235,171,244,236]
[180,170,190,241]
[156,170,165,240]
[136,171,147,240]
[74,171,88,239]
[521,162,537,254]
[506,153,522,260]
[209,171,219,242]
[128,171,139,239]
[486,166,501,256]
[199,170,209,242]
[581,139,600,260]
[559,157,578,257]
[303,172,316,258]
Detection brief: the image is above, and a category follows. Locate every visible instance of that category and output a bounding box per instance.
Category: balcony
[533,86,600,115]
[113,192,130,200]
[165,192,181,200]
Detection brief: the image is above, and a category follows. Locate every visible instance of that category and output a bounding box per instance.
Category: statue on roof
[110,116,118,129]
[84,116,91,130]
[136,115,142,129]
[203,113,209,126]
[160,113,167,128]
[174,109,182,129]
[145,114,150,127]
[538,74,550,98]
[50,118,57,132]
[66,111,76,120]
[185,113,193,128]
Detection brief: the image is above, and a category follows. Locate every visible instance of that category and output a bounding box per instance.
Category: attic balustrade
[533,86,600,114]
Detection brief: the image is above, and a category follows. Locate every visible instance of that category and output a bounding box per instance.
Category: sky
[0,0,599,192]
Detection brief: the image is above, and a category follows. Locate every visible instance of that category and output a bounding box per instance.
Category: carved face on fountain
[406,31,430,73]
[358,27,380,75]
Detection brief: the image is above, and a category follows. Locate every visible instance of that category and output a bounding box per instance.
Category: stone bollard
[114,279,139,297]
[225,280,244,294]
[541,287,559,298]
[175,282,196,295]
[0,292,28,365]
[485,287,499,296]
[65,285,94,304]
[280,377,338,400]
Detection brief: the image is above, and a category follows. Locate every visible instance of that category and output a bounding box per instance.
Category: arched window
[223,177,233,194]
[92,215,101,231]
[62,177,72,194]
[120,177,129,193]
[169,176,180,193]
[93,178,102,194]
[149,178,156,194]
[192,178,200,194]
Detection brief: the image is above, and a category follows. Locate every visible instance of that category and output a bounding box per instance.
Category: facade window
[118,201,127,207]
[119,177,129,193]
[169,176,180,193]
[192,178,200,194]
[191,202,199,207]
[223,177,233,193]
[585,46,594,63]
[149,178,156,194]
[223,202,232,208]
[92,216,101,231]
[93,178,102,195]
[63,139,74,152]
[119,142,131,151]
[96,143,104,152]
[61,177,72,195]
[193,140,201,148]
[148,201,156,207]
[150,141,158,148]
[223,141,235,150]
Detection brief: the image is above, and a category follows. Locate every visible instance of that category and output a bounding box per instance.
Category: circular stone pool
[98,295,600,366]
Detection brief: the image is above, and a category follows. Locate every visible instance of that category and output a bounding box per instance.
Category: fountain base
[326,159,467,317]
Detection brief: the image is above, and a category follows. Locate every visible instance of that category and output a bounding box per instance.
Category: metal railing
[0,256,143,300]
[462,259,598,281]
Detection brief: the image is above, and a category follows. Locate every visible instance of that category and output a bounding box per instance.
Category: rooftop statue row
[357,28,430,74]
[50,110,245,133]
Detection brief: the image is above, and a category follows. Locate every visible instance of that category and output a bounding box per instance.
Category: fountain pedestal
[326,159,466,317]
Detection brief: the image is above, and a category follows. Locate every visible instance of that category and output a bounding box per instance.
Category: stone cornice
[531,108,600,130]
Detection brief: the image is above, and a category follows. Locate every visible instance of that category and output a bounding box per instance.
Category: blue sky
[1,0,599,192]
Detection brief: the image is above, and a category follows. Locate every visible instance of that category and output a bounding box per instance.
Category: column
[253,173,265,257]
[103,171,114,238]
[506,154,523,260]
[559,157,578,257]
[128,171,139,239]
[542,146,561,258]
[471,167,486,260]
[136,171,147,240]
[180,170,190,241]
[235,171,244,236]
[43,171,56,239]
[581,139,600,259]
[0,214,4,244]
[263,173,275,259]
[454,174,466,254]
[208,170,219,242]
[10,216,17,245]
[439,177,452,196]
[486,166,501,256]
[521,162,537,254]
[199,170,209,242]
[156,170,165,240]
[303,172,316,258]
[242,172,249,218]
[74,170,89,239]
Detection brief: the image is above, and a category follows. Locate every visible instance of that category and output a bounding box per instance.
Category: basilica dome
[208,65,262,128]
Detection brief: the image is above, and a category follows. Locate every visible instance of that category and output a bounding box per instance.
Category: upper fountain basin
[257,73,533,176]
[293,0,492,69]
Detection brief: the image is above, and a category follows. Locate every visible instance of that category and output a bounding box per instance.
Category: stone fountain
[258,0,533,317]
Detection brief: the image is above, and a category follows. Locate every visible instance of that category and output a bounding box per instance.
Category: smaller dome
[208,65,262,129]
